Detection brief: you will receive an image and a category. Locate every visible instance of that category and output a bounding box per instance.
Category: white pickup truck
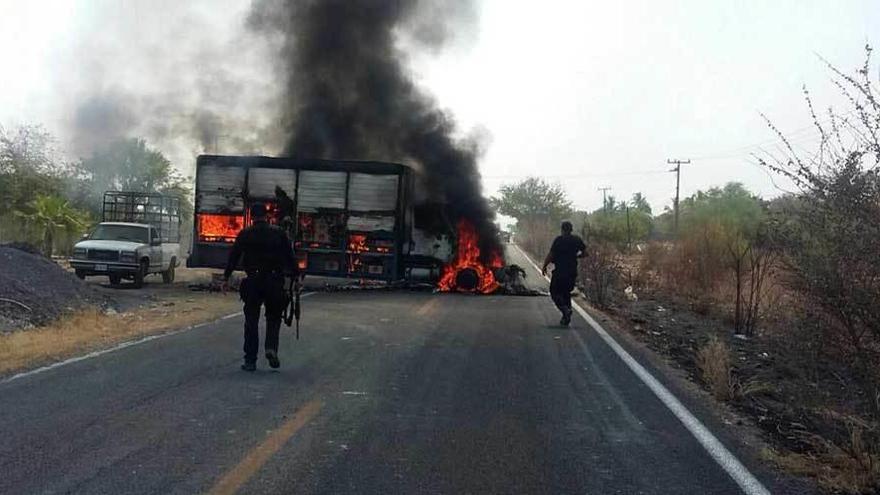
[69,222,180,288]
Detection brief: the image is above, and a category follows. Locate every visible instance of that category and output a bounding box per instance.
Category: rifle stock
[294,278,301,340]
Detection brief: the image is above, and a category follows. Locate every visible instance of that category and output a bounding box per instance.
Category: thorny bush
[758,45,880,491]
[580,242,620,309]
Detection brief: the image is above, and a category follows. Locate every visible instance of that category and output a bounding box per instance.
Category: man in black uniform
[223,202,297,371]
[541,220,586,326]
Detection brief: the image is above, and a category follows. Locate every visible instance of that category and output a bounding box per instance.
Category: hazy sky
[1,0,878,214]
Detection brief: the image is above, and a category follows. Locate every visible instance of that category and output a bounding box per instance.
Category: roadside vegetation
[0,289,239,376]
[496,48,880,493]
[0,125,191,256]
[0,126,211,372]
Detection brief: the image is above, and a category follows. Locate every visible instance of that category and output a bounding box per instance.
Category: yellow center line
[415,297,441,316]
[207,399,323,495]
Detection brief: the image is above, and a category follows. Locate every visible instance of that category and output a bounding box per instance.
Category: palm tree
[15,195,86,257]
[630,192,652,214]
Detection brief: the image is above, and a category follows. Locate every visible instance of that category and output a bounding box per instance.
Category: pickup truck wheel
[109,274,121,286]
[162,259,176,284]
[133,260,148,288]
[75,270,86,280]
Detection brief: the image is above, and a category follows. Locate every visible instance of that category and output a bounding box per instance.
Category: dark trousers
[550,272,576,315]
[240,273,285,362]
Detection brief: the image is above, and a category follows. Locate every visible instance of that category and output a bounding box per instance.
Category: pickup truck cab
[70,222,180,287]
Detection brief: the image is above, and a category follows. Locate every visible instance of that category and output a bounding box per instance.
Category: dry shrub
[696,336,735,401]
[680,223,727,291]
[635,241,670,291]
[763,416,880,493]
[580,242,620,308]
[652,224,728,313]
[516,216,557,261]
[639,241,669,273]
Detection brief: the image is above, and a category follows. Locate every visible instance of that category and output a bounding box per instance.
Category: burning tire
[437,220,504,294]
[454,268,479,292]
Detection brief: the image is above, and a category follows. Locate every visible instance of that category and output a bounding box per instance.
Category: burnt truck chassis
[187,155,442,282]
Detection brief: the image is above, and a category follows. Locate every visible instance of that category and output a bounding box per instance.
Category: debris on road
[495,264,546,296]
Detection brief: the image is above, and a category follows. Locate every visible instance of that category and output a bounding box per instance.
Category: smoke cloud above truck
[248,0,502,261]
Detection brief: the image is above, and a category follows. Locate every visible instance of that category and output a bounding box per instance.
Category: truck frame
[187,155,445,281]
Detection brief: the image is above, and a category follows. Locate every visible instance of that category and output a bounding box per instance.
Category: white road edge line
[2,292,316,385]
[512,243,771,495]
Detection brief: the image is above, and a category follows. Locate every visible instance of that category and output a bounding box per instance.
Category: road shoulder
[510,243,819,494]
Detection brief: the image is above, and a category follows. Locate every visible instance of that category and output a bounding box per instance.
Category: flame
[241,201,282,226]
[438,219,504,294]
[197,213,244,243]
[348,234,369,252]
[347,233,369,273]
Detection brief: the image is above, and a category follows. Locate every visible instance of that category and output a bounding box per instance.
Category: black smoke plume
[249,0,502,261]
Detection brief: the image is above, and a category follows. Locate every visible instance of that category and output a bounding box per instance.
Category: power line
[482,169,670,180]
[688,108,859,161]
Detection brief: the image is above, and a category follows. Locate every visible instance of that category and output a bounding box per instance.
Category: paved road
[0,247,794,494]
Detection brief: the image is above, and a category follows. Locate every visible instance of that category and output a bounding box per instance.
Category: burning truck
[187,155,506,293]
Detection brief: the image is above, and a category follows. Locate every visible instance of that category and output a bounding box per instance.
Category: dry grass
[762,425,880,494]
[0,293,240,376]
[696,336,736,401]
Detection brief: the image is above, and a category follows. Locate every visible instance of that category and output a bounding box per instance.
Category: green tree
[670,182,769,334]
[490,177,572,220]
[15,195,89,257]
[679,182,765,238]
[630,192,652,214]
[0,124,60,175]
[585,192,654,251]
[0,124,66,213]
[490,177,573,258]
[73,138,187,210]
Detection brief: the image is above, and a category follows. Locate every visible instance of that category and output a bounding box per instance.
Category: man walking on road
[542,221,586,326]
[223,202,297,371]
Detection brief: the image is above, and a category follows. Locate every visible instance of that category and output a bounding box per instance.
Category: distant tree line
[0,124,190,256]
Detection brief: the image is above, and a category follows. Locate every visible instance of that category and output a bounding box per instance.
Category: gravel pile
[0,245,106,331]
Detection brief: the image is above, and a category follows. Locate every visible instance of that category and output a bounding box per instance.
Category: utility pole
[598,187,612,212]
[667,159,690,235]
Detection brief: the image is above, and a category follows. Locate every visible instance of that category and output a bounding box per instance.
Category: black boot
[266,350,280,369]
[241,360,256,372]
[560,308,572,326]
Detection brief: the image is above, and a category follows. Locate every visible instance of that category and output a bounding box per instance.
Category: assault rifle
[275,185,302,339]
[282,275,302,339]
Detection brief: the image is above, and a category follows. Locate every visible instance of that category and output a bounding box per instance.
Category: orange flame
[197,213,244,243]
[438,219,504,294]
[347,233,369,273]
[348,233,369,253]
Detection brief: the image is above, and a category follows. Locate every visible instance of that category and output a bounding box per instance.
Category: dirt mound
[0,246,106,330]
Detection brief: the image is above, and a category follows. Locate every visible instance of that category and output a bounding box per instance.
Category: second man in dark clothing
[224,202,298,371]
[542,221,586,326]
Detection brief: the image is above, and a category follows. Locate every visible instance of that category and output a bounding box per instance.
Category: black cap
[250,202,267,219]
[561,220,573,232]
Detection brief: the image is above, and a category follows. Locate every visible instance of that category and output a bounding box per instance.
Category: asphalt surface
[0,246,796,494]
